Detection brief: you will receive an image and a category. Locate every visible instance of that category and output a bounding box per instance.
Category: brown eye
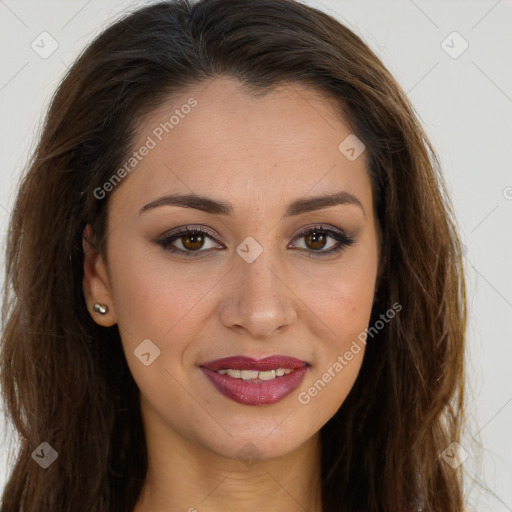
[290,226,355,256]
[181,232,205,251]
[304,231,327,251]
[156,227,222,256]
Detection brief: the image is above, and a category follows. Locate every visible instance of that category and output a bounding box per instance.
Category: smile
[199,355,309,406]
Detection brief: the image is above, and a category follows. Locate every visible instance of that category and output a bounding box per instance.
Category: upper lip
[200,355,308,372]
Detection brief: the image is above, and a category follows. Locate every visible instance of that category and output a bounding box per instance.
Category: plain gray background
[0,1,511,510]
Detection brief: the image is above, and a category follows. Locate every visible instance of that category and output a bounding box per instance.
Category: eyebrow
[138,191,365,217]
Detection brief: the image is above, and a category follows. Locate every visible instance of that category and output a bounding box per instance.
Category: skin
[82,78,380,512]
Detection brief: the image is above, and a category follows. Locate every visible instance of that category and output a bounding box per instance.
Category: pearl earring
[93,303,109,315]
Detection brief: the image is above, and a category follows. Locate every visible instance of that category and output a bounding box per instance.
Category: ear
[82,224,117,327]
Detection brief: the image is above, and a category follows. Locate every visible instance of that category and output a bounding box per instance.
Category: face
[83,78,380,464]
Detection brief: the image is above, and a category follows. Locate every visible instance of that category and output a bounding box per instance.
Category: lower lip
[200,366,309,406]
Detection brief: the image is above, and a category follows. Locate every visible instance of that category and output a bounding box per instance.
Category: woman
[0,0,467,511]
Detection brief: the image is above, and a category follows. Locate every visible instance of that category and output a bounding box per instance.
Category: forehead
[112,78,372,215]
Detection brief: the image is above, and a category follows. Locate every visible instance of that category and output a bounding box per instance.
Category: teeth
[258,370,276,381]
[240,370,259,380]
[217,368,295,380]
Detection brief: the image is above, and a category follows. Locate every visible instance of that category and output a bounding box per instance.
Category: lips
[199,355,309,406]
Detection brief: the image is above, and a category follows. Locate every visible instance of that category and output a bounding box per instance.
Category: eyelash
[155,225,355,258]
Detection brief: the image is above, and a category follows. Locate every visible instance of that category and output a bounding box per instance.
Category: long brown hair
[0,1,466,510]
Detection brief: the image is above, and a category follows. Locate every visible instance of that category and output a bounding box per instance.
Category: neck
[133,403,323,512]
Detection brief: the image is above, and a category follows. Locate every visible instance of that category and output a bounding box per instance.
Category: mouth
[199,355,310,406]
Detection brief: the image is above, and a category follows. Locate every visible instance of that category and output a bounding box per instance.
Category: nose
[218,253,298,340]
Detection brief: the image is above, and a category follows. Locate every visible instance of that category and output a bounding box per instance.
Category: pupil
[184,234,203,250]
[307,231,325,250]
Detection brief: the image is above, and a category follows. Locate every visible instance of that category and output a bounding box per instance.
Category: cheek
[108,253,217,399]
[109,244,219,338]
[307,274,371,387]
[296,278,371,425]
[321,271,375,326]
[296,244,377,416]
[302,247,378,347]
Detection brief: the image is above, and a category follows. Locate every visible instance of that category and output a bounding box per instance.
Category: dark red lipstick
[200,355,309,406]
